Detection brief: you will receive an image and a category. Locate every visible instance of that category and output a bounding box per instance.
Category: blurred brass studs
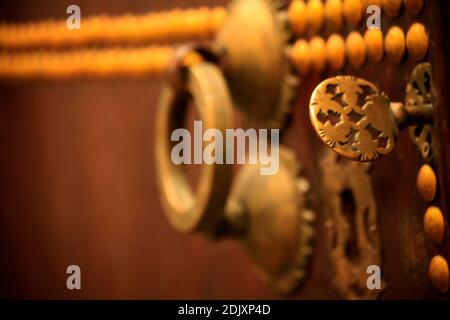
[428,255,450,293]
[382,0,403,17]
[363,0,382,7]
[417,164,437,202]
[291,39,311,75]
[364,29,384,62]
[343,0,364,27]
[385,26,405,63]
[288,0,308,36]
[307,0,325,32]
[406,23,428,61]
[325,0,343,31]
[346,31,366,68]
[403,0,424,15]
[310,36,327,73]
[326,34,346,70]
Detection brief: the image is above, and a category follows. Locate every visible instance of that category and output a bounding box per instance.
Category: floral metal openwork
[310,76,399,161]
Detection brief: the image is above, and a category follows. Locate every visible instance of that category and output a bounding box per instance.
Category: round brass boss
[406,23,428,61]
[417,164,437,202]
[364,29,384,62]
[385,26,405,63]
[428,255,450,293]
[423,206,445,243]
[346,31,366,68]
[403,0,423,15]
[327,34,346,70]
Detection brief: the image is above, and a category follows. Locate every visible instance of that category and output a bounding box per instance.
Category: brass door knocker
[309,63,436,162]
[155,49,314,294]
[320,150,383,299]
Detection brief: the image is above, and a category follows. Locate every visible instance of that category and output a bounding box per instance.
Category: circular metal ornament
[310,76,399,161]
[155,62,233,234]
[226,147,315,294]
[215,0,294,129]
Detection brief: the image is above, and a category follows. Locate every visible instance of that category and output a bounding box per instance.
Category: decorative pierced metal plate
[310,76,399,161]
[406,63,436,161]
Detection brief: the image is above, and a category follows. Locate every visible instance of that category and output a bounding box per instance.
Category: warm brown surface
[0,0,449,299]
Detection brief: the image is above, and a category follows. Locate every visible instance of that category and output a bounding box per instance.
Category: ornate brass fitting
[309,63,436,161]
[155,51,314,294]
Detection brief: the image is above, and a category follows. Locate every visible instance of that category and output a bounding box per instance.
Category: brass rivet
[406,23,428,61]
[307,0,325,32]
[382,0,403,17]
[429,255,449,293]
[364,28,384,62]
[346,31,366,68]
[326,34,346,70]
[325,0,343,31]
[403,0,423,15]
[291,39,311,75]
[343,0,364,27]
[417,164,437,202]
[309,36,327,73]
[385,26,405,63]
[288,0,308,36]
[363,0,383,7]
[423,206,445,243]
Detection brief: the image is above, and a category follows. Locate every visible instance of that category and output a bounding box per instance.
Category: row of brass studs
[0,46,176,79]
[289,22,428,74]
[416,164,449,293]
[0,6,227,48]
[288,0,424,36]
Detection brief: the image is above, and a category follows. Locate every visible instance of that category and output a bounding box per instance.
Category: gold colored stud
[363,0,383,7]
[403,0,424,15]
[307,0,325,32]
[382,0,403,17]
[325,0,343,31]
[346,31,366,68]
[423,206,445,244]
[309,63,435,162]
[291,39,311,75]
[429,255,449,293]
[343,0,364,27]
[364,29,384,62]
[417,164,437,202]
[385,26,405,63]
[288,0,308,36]
[310,36,327,73]
[406,23,428,61]
[326,34,346,71]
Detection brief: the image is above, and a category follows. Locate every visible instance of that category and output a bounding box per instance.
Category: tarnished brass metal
[407,63,437,161]
[155,61,233,235]
[310,76,398,161]
[156,58,314,294]
[320,150,383,299]
[310,63,436,162]
[215,0,295,128]
[417,164,437,202]
[226,147,315,294]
